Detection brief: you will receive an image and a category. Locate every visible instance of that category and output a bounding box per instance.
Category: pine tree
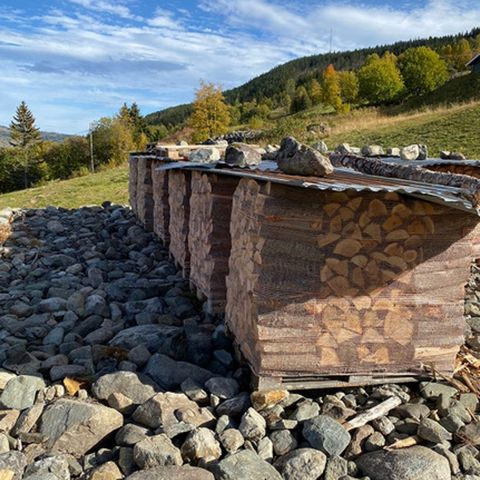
[189,81,230,142]
[290,86,312,113]
[10,101,41,149]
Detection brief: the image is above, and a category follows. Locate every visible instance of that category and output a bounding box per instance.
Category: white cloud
[0,0,479,133]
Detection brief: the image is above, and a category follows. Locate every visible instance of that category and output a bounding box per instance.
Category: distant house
[466,53,480,73]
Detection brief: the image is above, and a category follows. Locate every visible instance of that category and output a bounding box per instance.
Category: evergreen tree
[358,53,404,104]
[10,101,41,148]
[189,81,230,142]
[9,101,41,189]
[290,86,312,113]
[399,46,449,95]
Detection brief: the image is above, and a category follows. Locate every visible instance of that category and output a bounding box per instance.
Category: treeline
[0,102,161,194]
[146,28,480,130]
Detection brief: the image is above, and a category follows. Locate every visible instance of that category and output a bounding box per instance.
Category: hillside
[145,28,480,128]
[0,125,71,147]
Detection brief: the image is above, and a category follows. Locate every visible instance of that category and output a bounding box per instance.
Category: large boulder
[302,415,350,456]
[144,354,214,390]
[0,375,45,410]
[92,371,157,405]
[224,144,262,168]
[274,448,327,480]
[400,144,420,161]
[188,148,220,164]
[132,392,215,430]
[133,434,182,468]
[356,446,450,480]
[109,325,183,354]
[361,145,384,157]
[126,466,214,480]
[277,137,333,177]
[39,399,123,455]
[211,450,282,480]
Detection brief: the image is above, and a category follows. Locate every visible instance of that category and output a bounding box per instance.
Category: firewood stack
[136,157,154,231]
[168,169,192,278]
[151,160,170,246]
[128,156,138,215]
[226,177,479,381]
[424,164,480,179]
[188,172,240,313]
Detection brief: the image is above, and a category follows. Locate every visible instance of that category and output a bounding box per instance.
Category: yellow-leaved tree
[189,81,230,142]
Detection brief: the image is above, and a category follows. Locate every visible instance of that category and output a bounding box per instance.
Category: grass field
[0,165,128,209]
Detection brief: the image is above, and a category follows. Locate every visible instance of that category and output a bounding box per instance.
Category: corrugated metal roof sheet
[155,160,480,215]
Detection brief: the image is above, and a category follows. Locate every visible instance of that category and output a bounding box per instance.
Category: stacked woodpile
[168,169,192,277]
[226,177,479,381]
[188,172,240,313]
[136,157,154,231]
[151,160,170,246]
[128,156,138,215]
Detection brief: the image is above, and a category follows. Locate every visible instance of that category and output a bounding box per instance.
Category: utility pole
[89,122,95,173]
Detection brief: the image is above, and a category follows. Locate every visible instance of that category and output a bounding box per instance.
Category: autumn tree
[451,39,473,71]
[338,71,359,104]
[358,53,404,104]
[118,102,147,148]
[290,86,312,113]
[322,64,342,111]
[399,46,449,95]
[189,81,230,142]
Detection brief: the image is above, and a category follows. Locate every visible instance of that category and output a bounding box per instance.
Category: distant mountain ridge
[0,125,71,147]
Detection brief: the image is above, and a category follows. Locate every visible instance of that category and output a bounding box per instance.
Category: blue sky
[0,0,479,133]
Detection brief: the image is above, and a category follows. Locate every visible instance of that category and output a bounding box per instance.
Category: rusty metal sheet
[155,161,480,215]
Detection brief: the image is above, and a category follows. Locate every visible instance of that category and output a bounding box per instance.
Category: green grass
[326,102,480,157]
[0,165,128,209]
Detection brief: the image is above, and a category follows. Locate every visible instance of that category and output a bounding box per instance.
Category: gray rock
[38,298,67,313]
[128,345,151,367]
[335,143,353,155]
[181,378,208,403]
[144,354,214,390]
[270,429,297,456]
[417,418,452,443]
[419,382,457,400]
[387,147,401,157]
[395,403,430,421]
[225,144,261,168]
[361,145,384,157]
[312,141,329,154]
[12,402,45,435]
[181,428,221,464]
[125,465,214,479]
[0,375,45,410]
[111,327,182,354]
[133,392,215,430]
[116,423,151,446]
[204,377,239,400]
[0,451,27,479]
[400,144,420,161]
[219,428,244,454]
[289,401,320,421]
[274,448,327,480]
[39,399,123,455]
[92,371,156,405]
[277,137,333,177]
[43,327,65,346]
[372,416,395,435]
[189,148,220,164]
[257,436,274,462]
[50,365,86,382]
[324,455,348,480]
[211,450,282,480]
[356,446,450,480]
[239,407,266,442]
[23,455,70,480]
[302,415,351,456]
[84,294,109,317]
[216,392,251,416]
[133,434,183,468]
